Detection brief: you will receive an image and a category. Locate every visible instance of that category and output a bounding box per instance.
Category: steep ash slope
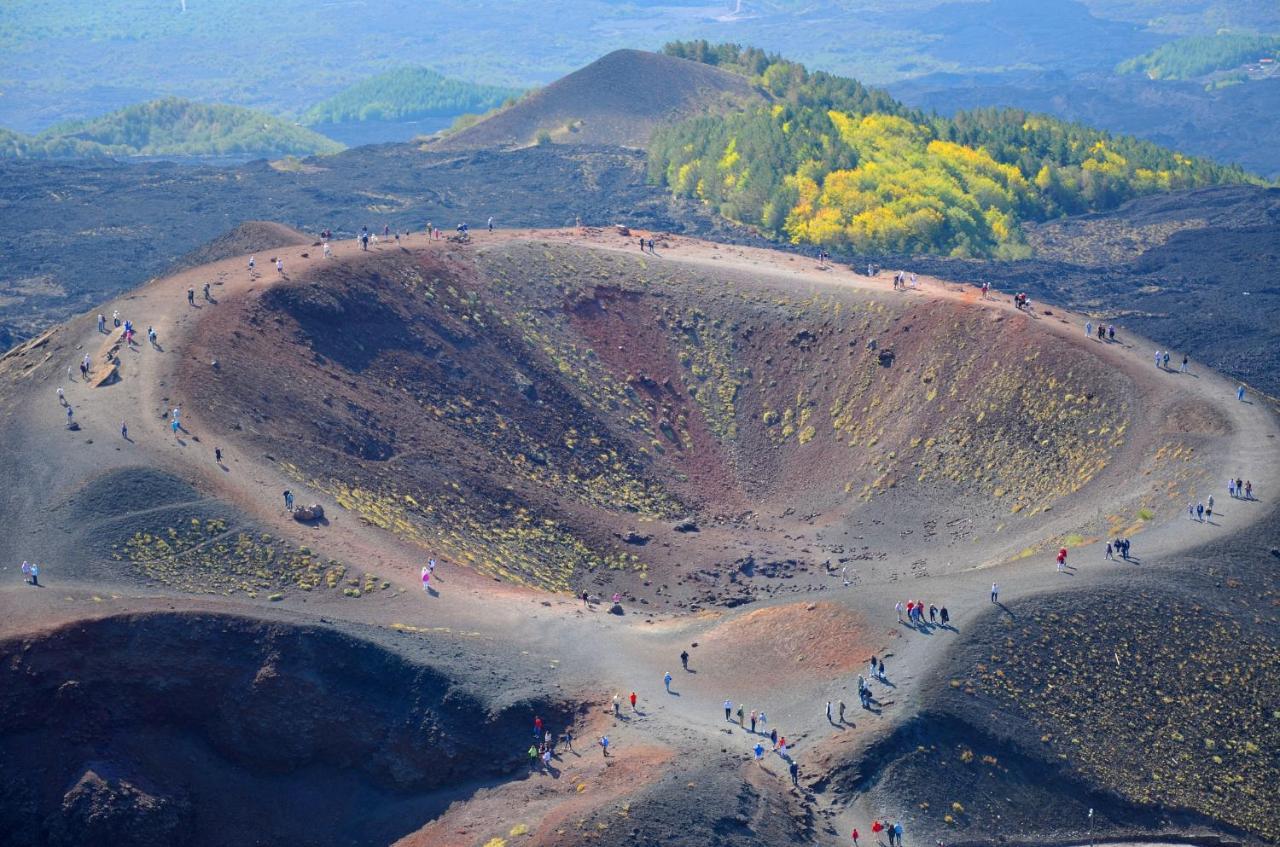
[179,238,1167,602]
[432,49,764,150]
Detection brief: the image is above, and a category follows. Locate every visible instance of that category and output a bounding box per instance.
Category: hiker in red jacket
[629,691,637,712]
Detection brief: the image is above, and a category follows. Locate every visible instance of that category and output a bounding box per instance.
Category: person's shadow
[667,690,681,697]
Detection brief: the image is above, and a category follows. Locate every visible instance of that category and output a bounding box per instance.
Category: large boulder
[292,503,325,522]
[48,764,191,847]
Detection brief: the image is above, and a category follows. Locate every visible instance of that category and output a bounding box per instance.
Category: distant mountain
[432,49,764,150]
[1,99,343,159]
[302,68,523,126]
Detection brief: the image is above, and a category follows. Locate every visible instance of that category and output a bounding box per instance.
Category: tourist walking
[991,582,999,603]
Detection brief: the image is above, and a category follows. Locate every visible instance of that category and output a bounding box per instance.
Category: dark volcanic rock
[49,765,192,847]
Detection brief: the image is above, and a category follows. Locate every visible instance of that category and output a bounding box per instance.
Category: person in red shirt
[852,828,860,846]
[872,820,884,839]
[629,691,638,711]
[534,716,542,737]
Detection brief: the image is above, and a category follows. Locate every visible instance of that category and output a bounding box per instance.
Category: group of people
[1103,537,1133,560]
[1187,500,1216,522]
[1084,321,1117,342]
[895,600,950,628]
[66,306,156,436]
[526,715,575,769]
[1189,477,1258,522]
[1228,477,1254,500]
[18,561,40,586]
[726,701,798,762]
[867,818,905,846]
[636,235,658,253]
[891,271,917,290]
[1152,350,1188,372]
[723,700,771,733]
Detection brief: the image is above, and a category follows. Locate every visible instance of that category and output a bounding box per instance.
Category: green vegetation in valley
[650,42,1258,258]
[1,98,343,159]
[1117,32,1280,80]
[302,67,523,125]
